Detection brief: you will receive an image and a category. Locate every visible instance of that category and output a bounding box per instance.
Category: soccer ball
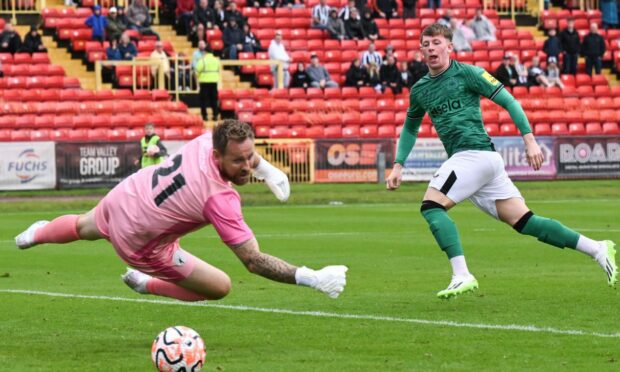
[151,326,206,372]
[146,144,160,156]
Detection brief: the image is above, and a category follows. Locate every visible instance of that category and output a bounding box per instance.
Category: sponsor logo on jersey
[429,99,462,116]
[481,71,499,86]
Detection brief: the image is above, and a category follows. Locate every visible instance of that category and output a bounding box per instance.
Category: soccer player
[16,120,348,301]
[386,24,617,299]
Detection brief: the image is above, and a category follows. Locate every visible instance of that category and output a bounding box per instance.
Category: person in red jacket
[176,0,195,35]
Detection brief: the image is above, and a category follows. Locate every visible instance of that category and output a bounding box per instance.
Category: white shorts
[428,150,522,219]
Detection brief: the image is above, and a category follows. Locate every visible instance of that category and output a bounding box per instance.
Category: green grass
[1,181,619,371]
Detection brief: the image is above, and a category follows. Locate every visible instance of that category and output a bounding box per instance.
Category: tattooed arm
[229,238,297,284]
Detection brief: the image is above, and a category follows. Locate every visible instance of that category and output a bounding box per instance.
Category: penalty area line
[1,289,620,339]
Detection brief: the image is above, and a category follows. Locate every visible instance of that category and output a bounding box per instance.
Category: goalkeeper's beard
[222,168,251,185]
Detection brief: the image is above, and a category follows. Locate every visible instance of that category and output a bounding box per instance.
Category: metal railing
[221,59,285,89]
[254,139,315,183]
[95,58,166,90]
[0,0,45,24]
[484,0,532,21]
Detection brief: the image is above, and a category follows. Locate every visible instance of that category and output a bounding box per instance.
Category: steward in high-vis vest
[195,46,220,121]
[140,123,168,168]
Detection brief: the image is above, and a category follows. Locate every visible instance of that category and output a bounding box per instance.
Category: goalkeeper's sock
[575,235,604,259]
[34,214,80,244]
[421,201,464,260]
[146,278,207,302]
[514,212,580,249]
[450,255,470,276]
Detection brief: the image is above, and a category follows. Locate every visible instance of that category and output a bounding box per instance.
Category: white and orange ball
[146,145,160,156]
[151,326,206,372]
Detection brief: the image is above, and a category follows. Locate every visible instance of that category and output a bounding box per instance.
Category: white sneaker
[15,221,49,249]
[437,274,479,299]
[121,268,151,294]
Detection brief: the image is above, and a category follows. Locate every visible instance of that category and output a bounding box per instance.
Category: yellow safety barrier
[0,0,45,24]
[254,139,315,183]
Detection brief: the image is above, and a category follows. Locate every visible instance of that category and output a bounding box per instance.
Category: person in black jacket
[408,51,428,85]
[21,25,46,53]
[345,8,366,40]
[559,18,580,75]
[402,0,416,19]
[398,60,413,88]
[291,62,312,88]
[493,54,517,87]
[542,28,560,61]
[361,9,380,40]
[580,22,606,75]
[225,2,246,27]
[380,55,400,93]
[222,18,244,59]
[344,58,367,87]
[0,23,21,54]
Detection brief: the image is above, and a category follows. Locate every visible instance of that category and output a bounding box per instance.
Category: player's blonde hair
[420,23,453,42]
[213,119,255,154]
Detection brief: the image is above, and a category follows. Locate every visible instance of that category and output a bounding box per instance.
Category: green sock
[421,207,464,259]
[518,214,579,249]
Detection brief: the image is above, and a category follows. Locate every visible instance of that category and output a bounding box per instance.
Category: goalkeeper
[387,24,616,299]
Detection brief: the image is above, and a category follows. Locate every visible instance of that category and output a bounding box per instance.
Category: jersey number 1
[151,154,186,206]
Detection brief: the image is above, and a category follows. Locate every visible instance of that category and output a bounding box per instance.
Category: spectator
[469,8,496,41]
[427,0,440,10]
[306,54,339,88]
[242,24,262,53]
[118,33,137,60]
[312,0,330,30]
[127,0,160,39]
[213,0,227,29]
[365,61,382,92]
[268,30,292,88]
[338,0,356,20]
[543,28,561,62]
[176,0,195,35]
[528,55,553,87]
[370,0,398,20]
[277,0,305,8]
[380,55,400,93]
[193,0,217,30]
[150,41,171,81]
[402,0,416,19]
[107,7,127,42]
[327,8,346,40]
[450,19,472,52]
[361,9,380,41]
[408,51,428,85]
[85,5,108,42]
[601,0,618,29]
[546,56,564,89]
[116,7,130,29]
[0,23,21,54]
[225,2,245,27]
[106,38,122,61]
[398,60,413,88]
[581,22,606,76]
[291,62,312,88]
[511,54,528,86]
[493,54,517,87]
[361,42,382,67]
[222,18,244,59]
[344,58,367,87]
[559,18,580,75]
[195,44,220,120]
[140,123,168,168]
[383,44,397,64]
[192,40,208,68]
[176,52,193,90]
[437,9,452,28]
[21,25,46,53]
[345,8,365,40]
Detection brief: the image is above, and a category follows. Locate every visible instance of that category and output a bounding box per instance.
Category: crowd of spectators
[0,23,46,54]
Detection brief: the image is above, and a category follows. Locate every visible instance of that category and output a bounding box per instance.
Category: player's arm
[229,238,348,298]
[386,102,424,190]
[251,152,290,202]
[491,88,544,171]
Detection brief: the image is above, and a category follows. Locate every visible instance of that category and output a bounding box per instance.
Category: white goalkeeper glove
[253,157,290,202]
[295,265,348,299]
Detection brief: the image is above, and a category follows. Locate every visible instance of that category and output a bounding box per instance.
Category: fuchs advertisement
[315,139,394,183]
[0,142,56,190]
[556,137,620,178]
[56,142,141,188]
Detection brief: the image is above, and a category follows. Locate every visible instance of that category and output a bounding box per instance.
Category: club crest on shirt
[481,71,499,86]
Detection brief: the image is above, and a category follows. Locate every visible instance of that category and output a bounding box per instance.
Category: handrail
[220,59,285,89]
[94,58,165,90]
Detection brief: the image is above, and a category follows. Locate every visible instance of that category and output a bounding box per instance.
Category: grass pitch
[1,180,619,371]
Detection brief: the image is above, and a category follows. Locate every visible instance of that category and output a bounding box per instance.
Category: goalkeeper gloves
[295,265,348,299]
[253,157,290,202]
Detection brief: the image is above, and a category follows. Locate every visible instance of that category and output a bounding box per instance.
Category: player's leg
[15,208,104,249]
[496,197,617,287]
[123,248,231,301]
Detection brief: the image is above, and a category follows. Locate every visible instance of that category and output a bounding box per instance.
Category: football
[146,144,160,156]
[151,326,206,372]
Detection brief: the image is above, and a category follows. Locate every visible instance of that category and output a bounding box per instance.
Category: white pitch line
[1,289,619,339]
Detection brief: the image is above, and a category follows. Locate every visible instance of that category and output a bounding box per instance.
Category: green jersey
[407,60,504,157]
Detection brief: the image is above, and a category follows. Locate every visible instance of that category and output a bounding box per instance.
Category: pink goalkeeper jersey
[96,133,254,265]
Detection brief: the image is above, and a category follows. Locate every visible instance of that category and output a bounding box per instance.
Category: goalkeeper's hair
[213,119,255,154]
[420,23,453,42]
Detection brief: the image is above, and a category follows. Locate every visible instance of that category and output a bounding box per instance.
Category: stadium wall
[0,136,618,190]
